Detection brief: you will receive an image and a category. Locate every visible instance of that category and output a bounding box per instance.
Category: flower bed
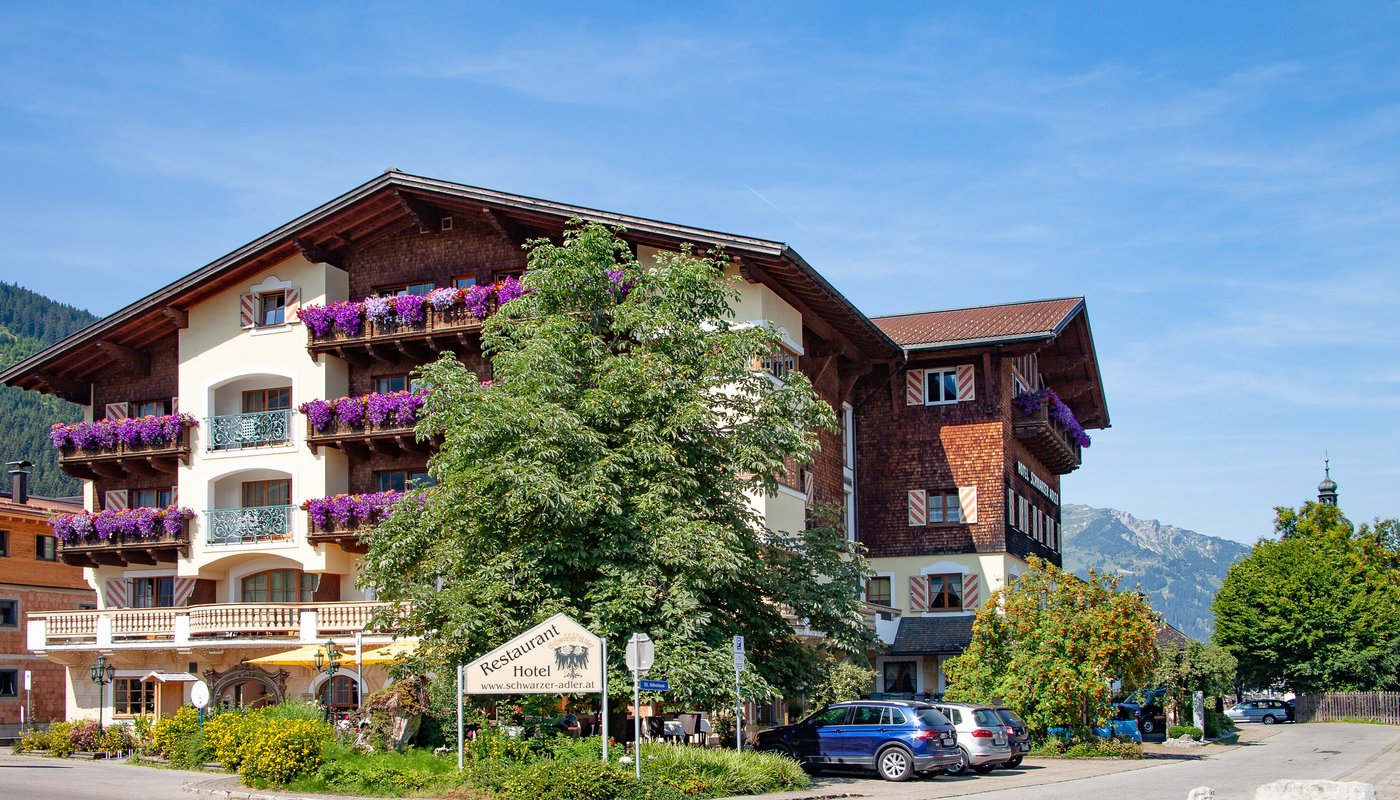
[303,491,406,531]
[1013,389,1092,448]
[299,390,430,433]
[297,277,528,339]
[49,413,197,451]
[48,506,194,543]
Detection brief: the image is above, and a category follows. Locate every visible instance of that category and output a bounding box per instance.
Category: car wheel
[944,747,970,776]
[876,746,915,782]
[972,763,997,774]
[1140,718,1157,735]
[1005,755,1023,769]
[1262,715,1277,725]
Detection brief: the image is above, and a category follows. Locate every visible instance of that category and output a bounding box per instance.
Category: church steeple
[1317,453,1339,506]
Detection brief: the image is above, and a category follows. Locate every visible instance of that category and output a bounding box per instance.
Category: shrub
[152,705,202,759]
[1169,724,1204,740]
[296,745,461,796]
[170,728,211,770]
[500,759,637,800]
[45,721,75,757]
[99,724,135,754]
[239,717,333,787]
[66,720,100,752]
[1062,738,1143,759]
[639,744,808,796]
[17,726,52,752]
[204,709,260,769]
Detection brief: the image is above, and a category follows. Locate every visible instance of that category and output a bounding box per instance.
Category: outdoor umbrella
[357,638,419,664]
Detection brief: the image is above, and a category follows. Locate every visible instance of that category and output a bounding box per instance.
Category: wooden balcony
[1012,404,1083,474]
[305,418,437,458]
[27,601,394,651]
[307,306,483,365]
[59,517,190,568]
[57,428,192,481]
[307,519,372,554]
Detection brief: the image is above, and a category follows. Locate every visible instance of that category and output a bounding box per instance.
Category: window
[883,707,908,726]
[384,282,435,297]
[113,678,155,715]
[850,705,884,725]
[809,706,850,727]
[883,661,917,694]
[375,375,408,394]
[865,576,892,607]
[927,574,964,611]
[130,577,175,608]
[1006,492,1018,532]
[242,387,291,413]
[242,479,291,508]
[0,530,7,557]
[454,275,477,289]
[759,348,798,382]
[0,669,17,698]
[923,368,959,404]
[133,400,170,417]
[0,599,17,627]
[241,569,316,603]
[328,675,357,709]
[132,488,175,508]
[259,291,286,326]
[375,470,433,492]
[35,535,57,561]
[927,490,963,524]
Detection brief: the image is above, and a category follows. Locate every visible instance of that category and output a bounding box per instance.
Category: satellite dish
[191,680,211,709]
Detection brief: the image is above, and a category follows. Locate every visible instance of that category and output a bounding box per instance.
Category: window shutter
[104,489,128,511]
[955,364,976,401]
[803,471,815,508]
[963,574,981,609]
[958,486,978,524]
[905,369,925,405]
[170,396,179,413]
[104,403,128,421]
[173,578,196,606]
[285,288,301,325]
[104,578,128,609]
[1006,491,1016,531]
[909,575,930,612]
[240,294,256,328]
[907,489,928,526]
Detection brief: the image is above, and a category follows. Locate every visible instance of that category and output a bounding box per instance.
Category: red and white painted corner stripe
[104,490,128,511]
[240,293,255,327]
[173,578,196,606]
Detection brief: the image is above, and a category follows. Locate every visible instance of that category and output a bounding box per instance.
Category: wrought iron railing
[206,410,293,451]
[205,506,294,545]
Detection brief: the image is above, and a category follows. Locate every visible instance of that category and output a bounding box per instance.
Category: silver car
[931,702,1013,775]
[1226,698,1293,725]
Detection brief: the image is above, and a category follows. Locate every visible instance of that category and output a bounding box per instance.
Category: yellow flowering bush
[203,709,260,770]
[239,717,333,787]
[152,705,201,759]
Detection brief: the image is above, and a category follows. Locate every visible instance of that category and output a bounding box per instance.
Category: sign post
[624,632,654,779]
[24,670,31,732]
[600,637,609,762]
[456,664,464,771]
[733,636,746,751]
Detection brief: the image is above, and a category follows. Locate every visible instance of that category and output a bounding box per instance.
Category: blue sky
[1,2,1396,544]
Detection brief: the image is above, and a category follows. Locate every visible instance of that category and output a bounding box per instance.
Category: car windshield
[971,709,1003,727]
[916,708,950,727]
[997,709,1026,727]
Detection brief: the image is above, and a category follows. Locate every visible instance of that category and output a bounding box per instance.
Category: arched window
[241,569,316,602]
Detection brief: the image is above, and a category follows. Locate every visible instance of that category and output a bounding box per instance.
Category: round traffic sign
[190,680,211,709]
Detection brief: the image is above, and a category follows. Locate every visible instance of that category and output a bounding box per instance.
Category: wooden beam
[1052,379,1095,399]
[161,306,189,329]
[837,360,873,402]
[124,550,157,566]
[147,455,179,474]
[735,256,761,284]
[482,207,527,247]
[35,373,89,404]
[738,259,863,365]
[396,191,446,231]
[94,339,150,375]
[1038,352,1088,374]
[329,345,370,367]
[292,237,345,269]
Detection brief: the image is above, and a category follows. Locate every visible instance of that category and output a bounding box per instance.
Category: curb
[181,778,396,800]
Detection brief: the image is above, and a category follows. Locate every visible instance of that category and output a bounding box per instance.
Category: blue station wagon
[754,701,961,781]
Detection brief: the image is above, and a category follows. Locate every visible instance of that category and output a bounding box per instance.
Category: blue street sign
[639,679,670,692]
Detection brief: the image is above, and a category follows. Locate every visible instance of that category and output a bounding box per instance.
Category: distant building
[1317,456,1339,506]
[0,462,91,736]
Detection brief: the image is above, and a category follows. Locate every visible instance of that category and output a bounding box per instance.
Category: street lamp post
[313,640,341,722]
[88,655,116,735]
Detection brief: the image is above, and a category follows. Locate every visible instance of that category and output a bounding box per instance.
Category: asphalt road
[0,724,1395,800]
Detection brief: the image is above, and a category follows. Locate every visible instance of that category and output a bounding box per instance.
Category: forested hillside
[0,282,100,497]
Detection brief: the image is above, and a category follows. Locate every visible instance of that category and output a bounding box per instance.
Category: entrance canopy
[142,671,199,683]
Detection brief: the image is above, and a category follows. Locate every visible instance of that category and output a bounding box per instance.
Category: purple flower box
[1013,389,1092,448]
[49,506,194,544]
[299,390,430,433]
[297,277,534,341]
[50,414,198,452]
[302,491,406,531]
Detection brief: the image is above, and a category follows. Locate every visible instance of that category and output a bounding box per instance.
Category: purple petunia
[299,399,334,432]
[463,284,493,319]
[606,269,633,301]
[428,286,461,311]
[394,293,426,325]
[1013,389,1092,449]
[330,301,364,336]
[334,395,366,427]
[302,491,406,531]
[363,295,393,326]
[50,414,197,452]
[50,506,192,544]
[298,304,335,338]
[495,275,528,305]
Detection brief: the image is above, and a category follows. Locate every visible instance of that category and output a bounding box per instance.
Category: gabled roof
[873,297,1084,350]
[890,615,975,655]
[0,171,900,397]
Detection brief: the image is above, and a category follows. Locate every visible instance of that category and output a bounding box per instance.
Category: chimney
[7,460,32,505]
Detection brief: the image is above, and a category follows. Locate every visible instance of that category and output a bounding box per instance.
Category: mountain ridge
[1061,503,1251,641]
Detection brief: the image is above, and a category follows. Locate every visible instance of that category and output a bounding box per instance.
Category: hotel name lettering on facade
[1015,460,1059,505]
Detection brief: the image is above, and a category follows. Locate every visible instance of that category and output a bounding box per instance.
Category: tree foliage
[943,557,1159,734]
[808,660,876,709]
[1212,502,1400,693]
[1152,640,1236,721]
[360,223,871,708]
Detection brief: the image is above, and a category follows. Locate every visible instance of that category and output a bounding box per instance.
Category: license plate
[1017,743,1030,752]
[942,737,956,747]
[995,737,1006,746]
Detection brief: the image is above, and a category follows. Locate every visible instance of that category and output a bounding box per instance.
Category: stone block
[1254,780,1377,800]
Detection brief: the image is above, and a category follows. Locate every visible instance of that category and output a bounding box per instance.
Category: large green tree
[1152,640,1237,723]
[361,223,871,709]
[943,557,1160,735]
[1212,502,1400,693]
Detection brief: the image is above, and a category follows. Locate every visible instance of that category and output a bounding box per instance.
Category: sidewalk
[182,776,397,800]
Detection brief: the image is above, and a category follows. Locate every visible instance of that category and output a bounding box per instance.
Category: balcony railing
[27,601,394,651]
[56,425,193,481]
[1011,403,1083,475]
[206,410,293,451]
[205,506,294,545]
[306,305,485,365]
[58,515,191,567]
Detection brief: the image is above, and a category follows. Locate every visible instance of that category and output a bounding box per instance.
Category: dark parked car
[1116,700,1166,735]
[754,700,961,782]
[992,706,1030,768]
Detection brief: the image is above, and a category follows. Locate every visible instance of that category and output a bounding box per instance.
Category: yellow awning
[357,638,419,664]
[246,643,342,667]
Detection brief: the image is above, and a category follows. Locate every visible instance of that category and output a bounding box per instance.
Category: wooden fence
[1294,692,1400,724]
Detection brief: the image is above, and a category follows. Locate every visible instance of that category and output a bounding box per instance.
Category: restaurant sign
[1015,460,1059,505]
[465,613,602,694]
